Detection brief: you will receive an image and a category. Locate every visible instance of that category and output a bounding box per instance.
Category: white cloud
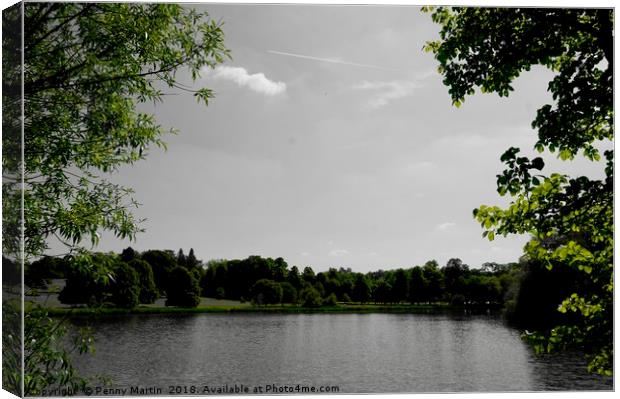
[436,222,456,231]
[329,249,350,257]
[301,252,310,257]
[353,80,418,109]
[206,65,286,96]
[353,70,435,109]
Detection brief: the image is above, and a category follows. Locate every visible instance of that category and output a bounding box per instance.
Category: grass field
[42,301,500,317]
[25,289,501,317]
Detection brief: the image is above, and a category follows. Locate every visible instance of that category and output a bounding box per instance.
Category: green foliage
[279,281,298,304]
[300,286,323,308]
[25,256,70,288]
[109,262,140,309]
[442,258,469,300]
[128,259,159,304]
[251,279,283,305]
[426,7,613,375]
[352,274,372,303]
[422,260,444,302]
[302,266,316,283]
[3,303,94,396]
[373,280,393,304]
[141,249,178,294]
[323,293,338,307]
[287,265,303,290]
[165,266,201,308]
[2,3,229,259]
[58,253,116,306]
[2,3,229,393]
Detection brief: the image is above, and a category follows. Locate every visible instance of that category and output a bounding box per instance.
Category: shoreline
[42,303,503,316]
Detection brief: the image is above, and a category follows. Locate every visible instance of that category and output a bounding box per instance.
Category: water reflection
[69,313,612,393]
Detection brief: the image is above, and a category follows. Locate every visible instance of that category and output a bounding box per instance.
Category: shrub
[300,286,322,308]
[251,279,283,305]
[110,262,141,309]
[279,281,298,304]
[323,293,338,307]
[128,259,158,304]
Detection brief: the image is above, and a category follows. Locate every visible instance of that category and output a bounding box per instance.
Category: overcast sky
[69,4,609,272]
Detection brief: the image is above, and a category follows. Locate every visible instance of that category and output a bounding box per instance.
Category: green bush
[128,259,158,304]
[323,293,338,307]
[300,286,322,308]
[279,281,298,304]
[110,262,141,309]
[251,279,283,305]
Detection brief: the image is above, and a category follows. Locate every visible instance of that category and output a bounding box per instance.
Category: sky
[60,4,610,272]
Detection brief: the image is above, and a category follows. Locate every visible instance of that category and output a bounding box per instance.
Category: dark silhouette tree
[187,248,200,270]
[392,269,409,303]
[279,282,298,304]
[408,266,428,304]
[165,266,200,308]
[141,249,177,294]
[58,253,115,305]
[287,265,302,290]
[177,248,187,267]
[302,266,315,284]
[443,258,469,301]
[422,260,444,302]
[120,247,139,263]
[352,274,372,304]
[373,279,392,304]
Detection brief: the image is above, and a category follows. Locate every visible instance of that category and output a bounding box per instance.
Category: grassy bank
[44,302,502,317]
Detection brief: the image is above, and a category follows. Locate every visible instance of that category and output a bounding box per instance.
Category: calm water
[69,313,612,393]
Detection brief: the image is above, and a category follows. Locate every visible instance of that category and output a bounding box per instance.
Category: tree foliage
[300,286,323,308]
[58,253,116,306]
[141,249,177,294]
[425,7,613,375]
[250,279,283,305]
[128,259,159,304]
[109,262,140,309]
[2,3,229,259]
[3,303,96,396]
[279,281,298,304]
[2,3,228,393]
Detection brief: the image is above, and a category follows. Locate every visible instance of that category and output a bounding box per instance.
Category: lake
[69,312,612,393]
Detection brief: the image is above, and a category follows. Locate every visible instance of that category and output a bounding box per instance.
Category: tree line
[15,248,581,329]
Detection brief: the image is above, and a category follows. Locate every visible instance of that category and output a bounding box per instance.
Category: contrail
[267,50,405,72]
